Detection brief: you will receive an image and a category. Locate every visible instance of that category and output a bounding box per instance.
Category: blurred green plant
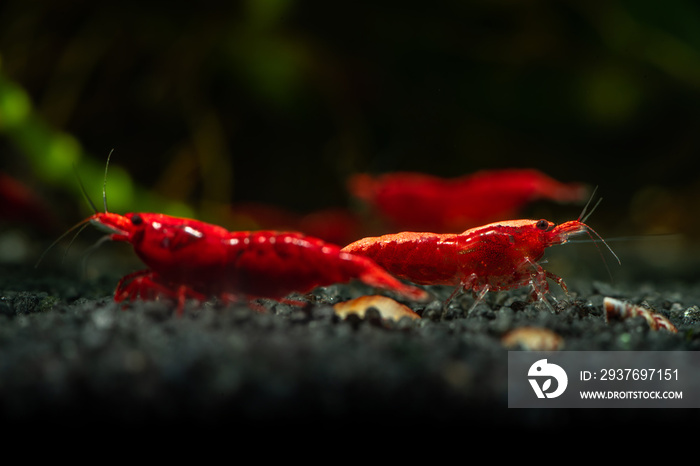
[0,67,194,221]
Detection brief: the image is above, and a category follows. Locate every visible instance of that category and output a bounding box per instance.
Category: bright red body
[342,218,599,309]
[348,169,588,232]
[89,212,428,313]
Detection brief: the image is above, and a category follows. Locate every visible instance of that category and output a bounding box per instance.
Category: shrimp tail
[345,253,429,302]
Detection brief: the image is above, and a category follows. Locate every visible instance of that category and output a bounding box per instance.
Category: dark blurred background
[1,0,699,279]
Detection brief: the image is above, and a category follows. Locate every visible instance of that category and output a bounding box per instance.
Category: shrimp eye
[131,214,143,225]
[536,219,550,231]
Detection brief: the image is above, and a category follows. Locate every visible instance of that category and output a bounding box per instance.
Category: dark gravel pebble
[1,262,699,430]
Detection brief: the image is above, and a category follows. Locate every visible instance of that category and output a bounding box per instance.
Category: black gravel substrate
[1,256,700,431]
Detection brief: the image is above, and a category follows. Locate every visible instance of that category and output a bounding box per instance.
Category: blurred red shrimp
[231,202,363,246]
[0,172,58,233]
[348,169,589,232]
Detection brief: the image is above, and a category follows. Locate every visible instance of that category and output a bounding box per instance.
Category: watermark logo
[528,359,568,398]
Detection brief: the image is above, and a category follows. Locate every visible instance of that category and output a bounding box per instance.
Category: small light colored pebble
[501,326,564,350]
[333,295,420,321]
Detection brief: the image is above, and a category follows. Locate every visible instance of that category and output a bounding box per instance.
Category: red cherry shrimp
[342,189,620,314]
[40,154,429,316]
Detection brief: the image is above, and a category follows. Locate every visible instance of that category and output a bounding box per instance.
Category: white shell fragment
[333,295,421,321]
[501,326,564,351]
[603,297,678,333]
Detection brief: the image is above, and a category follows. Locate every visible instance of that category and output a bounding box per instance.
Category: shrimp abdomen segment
[342,232,464,286]
[222,231,342,298]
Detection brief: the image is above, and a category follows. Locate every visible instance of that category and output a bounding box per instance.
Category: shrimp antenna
[573,186,621,275]
[578,185,601,224]
[576,185,619,261]
[34,218,92,268]
[581,198,603,225]
[80,234,114,277]
[570,233,682,244]
[36,164,99,268]
[583,224,621,266]
[103,148,114,213]
[73,165,98,214]
[36,151,115,268]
